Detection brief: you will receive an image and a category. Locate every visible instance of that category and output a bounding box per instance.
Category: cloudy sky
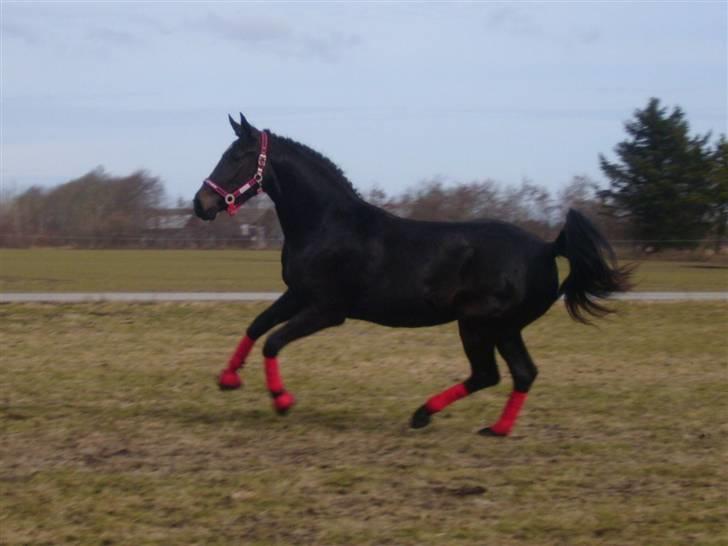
[1,1,726,203]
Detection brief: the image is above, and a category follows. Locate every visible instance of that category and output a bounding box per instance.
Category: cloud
[85,27,139,47]
[485,6,601,47]
[1,7,143,50]
[0,20,41,45]
[194,12,361,62]
[2,6,361,61]
[485,6,544,37]
[575,28,601,45]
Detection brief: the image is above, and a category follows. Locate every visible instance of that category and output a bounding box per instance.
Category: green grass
[625,260,728,292]
[1,302,726,545]
[0,249,286,292]
[1,249,727,293]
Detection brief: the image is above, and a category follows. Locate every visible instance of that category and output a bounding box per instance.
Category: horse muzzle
[192,190,220,222]
[193,189,221,221]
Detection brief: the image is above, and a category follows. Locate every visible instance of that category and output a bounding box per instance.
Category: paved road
[1,292,727,302]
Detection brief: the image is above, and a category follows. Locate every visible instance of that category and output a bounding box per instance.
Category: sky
[1,1,726,204]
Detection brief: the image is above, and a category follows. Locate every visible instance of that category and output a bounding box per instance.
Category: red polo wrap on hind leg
[264,356,284,393]
[425,383,469,414]
[264,357,295,413]
[489,390,528,436]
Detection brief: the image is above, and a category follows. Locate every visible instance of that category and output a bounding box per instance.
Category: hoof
[218,369,242,390]
[273,391,296,415]
[477,427,508,437]
[410,405,432,429]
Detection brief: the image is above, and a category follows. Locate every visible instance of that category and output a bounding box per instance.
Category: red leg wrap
[264,356,284,393]
[264,357,295,414]
[489,390,528,436]
[425,383,469,414]
[228,335,255,371]
[272,391,296,414]
[218,335,255,390]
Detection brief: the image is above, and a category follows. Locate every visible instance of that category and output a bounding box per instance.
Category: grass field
[1,301,726,545]
[0,249,285,293]
[1,248,727,293]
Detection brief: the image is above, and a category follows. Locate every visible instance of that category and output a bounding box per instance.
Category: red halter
[203,131,269,216]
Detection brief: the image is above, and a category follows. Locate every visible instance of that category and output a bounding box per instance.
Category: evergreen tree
[599,98,714,248]
[709,136,728,248]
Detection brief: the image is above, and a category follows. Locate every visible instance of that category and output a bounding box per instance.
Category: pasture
[1,248,728,292]
[1,301,726,545]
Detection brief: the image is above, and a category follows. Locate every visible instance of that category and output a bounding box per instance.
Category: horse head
[193,113,271,221]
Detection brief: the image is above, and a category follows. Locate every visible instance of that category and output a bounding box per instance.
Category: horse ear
[239,112,256,136]
[228,114,242,136]
[229,113,255,139]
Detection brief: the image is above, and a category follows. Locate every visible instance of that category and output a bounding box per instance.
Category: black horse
[193,114,631,436]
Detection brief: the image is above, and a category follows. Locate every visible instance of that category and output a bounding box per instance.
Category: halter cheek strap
[204,131,269,216]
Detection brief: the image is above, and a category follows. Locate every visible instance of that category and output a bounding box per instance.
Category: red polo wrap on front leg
[228,335,255,371]
[218,335,255,389]
[425,383,469,414]
[489,390,528,436]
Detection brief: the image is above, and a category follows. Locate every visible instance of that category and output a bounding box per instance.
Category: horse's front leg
[218,290,303,389]
[261,306,346,414]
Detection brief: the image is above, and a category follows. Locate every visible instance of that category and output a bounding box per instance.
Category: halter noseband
[203,131,269,216]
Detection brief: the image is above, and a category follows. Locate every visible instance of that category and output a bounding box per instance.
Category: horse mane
[271,132,363,199]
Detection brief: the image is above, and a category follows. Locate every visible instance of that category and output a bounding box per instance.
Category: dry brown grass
[1,302,726,545]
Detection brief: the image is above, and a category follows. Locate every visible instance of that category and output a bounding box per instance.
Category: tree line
[0,168,167,247]
[370,98,726,251]
[365,175,611,240]
[1,98,725,253]
[0,167,280,248]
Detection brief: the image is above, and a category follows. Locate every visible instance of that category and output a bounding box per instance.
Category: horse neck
[267,140,363,242]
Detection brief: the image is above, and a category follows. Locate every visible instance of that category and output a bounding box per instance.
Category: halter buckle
[225,194,236,205]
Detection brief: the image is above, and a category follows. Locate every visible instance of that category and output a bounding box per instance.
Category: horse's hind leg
[411,319,499,428]
[218,291,302,390]
[479,331,538,437]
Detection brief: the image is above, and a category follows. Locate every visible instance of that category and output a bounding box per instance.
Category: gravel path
[1,292,727,302]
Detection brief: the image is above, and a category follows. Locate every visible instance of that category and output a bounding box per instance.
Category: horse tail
[553,209,632,324]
